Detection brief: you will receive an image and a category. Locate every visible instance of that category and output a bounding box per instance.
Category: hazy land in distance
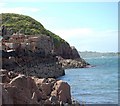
[79,51,119,58]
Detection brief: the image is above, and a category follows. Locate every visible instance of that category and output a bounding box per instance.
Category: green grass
[1,13,66,47]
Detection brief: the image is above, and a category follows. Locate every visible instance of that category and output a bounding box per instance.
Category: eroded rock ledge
[0,69,80,105]
[2,55,65,78]
[57,56,90,69]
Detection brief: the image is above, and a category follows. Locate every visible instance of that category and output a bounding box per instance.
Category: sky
[0,1,118,52]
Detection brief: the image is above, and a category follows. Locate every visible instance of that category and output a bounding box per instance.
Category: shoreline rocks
[0,69,80,105]
[57,56,90,69]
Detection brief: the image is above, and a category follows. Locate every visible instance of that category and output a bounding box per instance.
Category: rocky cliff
[1,13,89,77]
[1,34,89,78]
[0,13,87,105]
[1,13,85,60]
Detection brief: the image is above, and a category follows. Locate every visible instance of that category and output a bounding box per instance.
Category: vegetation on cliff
[1,13,65,47]
[1,13,86,60]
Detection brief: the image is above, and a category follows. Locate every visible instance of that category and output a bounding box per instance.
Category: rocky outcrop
[53,42,89,68]
[1,34,65,78]
[71,46,80,59]
[54,42,80,59]
[3,34,54,57]
[0,69,80,105]
[57,56,89,69]
[1,13,89,73]
[2,34,89,78]
[54,41,73,59]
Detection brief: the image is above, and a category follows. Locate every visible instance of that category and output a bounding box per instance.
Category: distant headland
[79,51,119,58]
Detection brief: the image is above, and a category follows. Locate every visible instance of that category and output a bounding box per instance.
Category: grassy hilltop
[1,13,65,47]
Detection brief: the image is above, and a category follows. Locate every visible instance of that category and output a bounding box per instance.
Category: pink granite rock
[1,70,74,105]
[52,80,72,104]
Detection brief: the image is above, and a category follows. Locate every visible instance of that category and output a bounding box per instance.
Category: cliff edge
[1,13,89,78]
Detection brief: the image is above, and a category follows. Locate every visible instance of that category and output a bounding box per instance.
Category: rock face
[2,55,65,78]
[4,34,54,57]
[71,46,80,59]
[51,80,71,104]
[2,34,89,78]
[2,34,65,78]
[0,69,75,105]
[54,42,72,59]
[54,42,80,59]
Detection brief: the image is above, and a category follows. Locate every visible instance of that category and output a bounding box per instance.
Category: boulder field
[0,69,80,105]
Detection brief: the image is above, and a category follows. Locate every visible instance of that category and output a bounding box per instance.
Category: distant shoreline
[79,51,119,59]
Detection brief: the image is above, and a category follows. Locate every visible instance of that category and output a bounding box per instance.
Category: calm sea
[59,55,119,104]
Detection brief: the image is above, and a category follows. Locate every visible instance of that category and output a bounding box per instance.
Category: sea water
[59,55,119,104]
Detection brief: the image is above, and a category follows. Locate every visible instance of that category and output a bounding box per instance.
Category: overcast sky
[0,1,118,52]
